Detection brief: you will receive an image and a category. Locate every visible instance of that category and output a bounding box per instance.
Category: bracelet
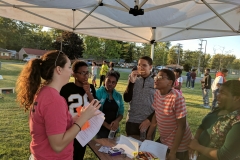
[73,122,81,131]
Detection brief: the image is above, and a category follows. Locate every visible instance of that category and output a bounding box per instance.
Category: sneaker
[203,105,210,109]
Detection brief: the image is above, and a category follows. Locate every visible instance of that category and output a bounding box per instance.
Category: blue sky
[171,36,240,58]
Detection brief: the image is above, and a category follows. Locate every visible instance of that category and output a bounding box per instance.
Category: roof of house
[22,48,49,56]
[8,50,17,55]
[0,48,11,53]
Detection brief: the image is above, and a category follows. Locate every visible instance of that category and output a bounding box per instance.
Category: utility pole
[197,40,203,76]
[201,40,207,73]
[176,43,182,66]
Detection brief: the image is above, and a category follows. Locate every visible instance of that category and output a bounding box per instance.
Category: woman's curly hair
[16,50,67,111]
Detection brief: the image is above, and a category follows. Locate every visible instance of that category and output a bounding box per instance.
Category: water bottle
[108,130,116,139]
[140,130,146,140]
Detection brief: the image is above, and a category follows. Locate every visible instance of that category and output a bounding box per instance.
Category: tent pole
[150,43,155,60]
[150,27,156,60]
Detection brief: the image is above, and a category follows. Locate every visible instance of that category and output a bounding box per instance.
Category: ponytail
[16,50,67,111]
[16,58,42,111]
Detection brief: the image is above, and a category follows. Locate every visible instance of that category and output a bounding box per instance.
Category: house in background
[0,48,12,59]
[8,50,17,59]
[18,48,49,60]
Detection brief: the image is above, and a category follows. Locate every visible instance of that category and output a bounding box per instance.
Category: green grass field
[0,61,211,160]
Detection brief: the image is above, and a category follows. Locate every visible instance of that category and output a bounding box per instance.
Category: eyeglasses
[55,51,63,67]
[75,71,90,76]
[154,75,169,81]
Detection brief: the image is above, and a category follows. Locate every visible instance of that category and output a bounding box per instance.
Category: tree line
[0,17,240,70]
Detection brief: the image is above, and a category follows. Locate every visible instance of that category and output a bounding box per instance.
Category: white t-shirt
[211,76,223,90]
[92,66,97,75]
[177,77,183,83]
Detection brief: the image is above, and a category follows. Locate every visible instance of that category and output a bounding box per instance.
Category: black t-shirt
[102,98,118,124]
[60,82,96,115]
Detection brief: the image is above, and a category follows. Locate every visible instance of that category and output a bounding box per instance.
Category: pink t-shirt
[152,89,192,152]
[174,77,183,94]
[29,86,73,160]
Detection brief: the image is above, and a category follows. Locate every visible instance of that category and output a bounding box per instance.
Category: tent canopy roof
[0,0,240,43]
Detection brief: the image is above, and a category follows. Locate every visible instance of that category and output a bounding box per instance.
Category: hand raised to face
[82,81,90,93]
[129,70,139,83]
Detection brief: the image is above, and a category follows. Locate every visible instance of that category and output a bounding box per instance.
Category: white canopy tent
[0,0,240,58]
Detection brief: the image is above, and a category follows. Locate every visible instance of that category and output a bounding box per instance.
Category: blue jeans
[202,88,210,105]
[212,89,219,110]
[186,78,191,87]
[191,79,195,88]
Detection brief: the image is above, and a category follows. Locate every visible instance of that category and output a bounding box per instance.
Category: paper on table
[114,135,139,158]
[139,140,168,160]
[76,110,105,147]
[115,136,142,146]
[128,136,142,146]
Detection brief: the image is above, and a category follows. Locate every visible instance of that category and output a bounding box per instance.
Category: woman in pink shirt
[16,50,101,160]
[173,68,183,94]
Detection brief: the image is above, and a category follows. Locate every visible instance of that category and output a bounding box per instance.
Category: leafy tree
[181,50,203,70]
[23,30,53,50]
[164,41,171,50]
[0,17,54,51]
[182,50,194,66]
[167,46,177,64]
[23,54,28,59]
[232,59,240,70]
[141,43,151,57]
[83,36,103,59]
[209,54,236,70]
[83,36,121,61]
[200,53,211,72]
[222,54,236,69]
[209,54,223,69]
[183,63,191,72]
[162,42,171,65]
[167,46,183,65]
[153,42,171,66]
[132,45,143,61]
[119,42,136,63]
[0,18,20,50]
[52,31,84,59]
[102,39,121,61]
